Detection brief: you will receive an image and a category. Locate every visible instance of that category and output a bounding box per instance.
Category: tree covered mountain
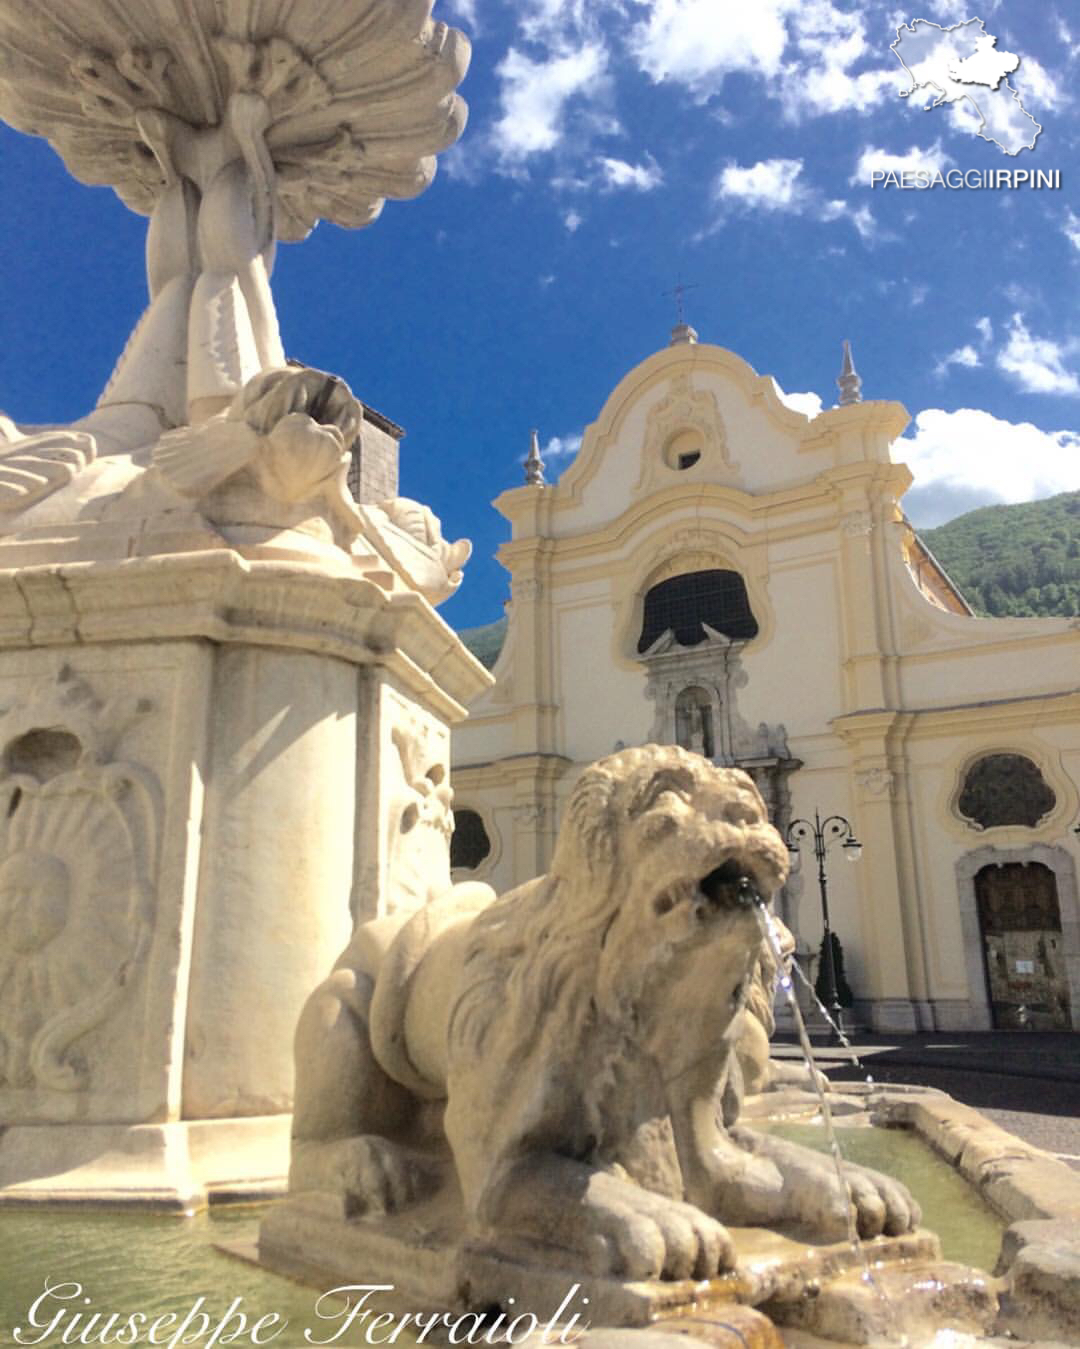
[921,491,1080,618]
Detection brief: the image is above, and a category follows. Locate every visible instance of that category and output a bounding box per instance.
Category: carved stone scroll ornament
[358,499,472,605]
[0,672,158,1093]
[151,366,471,595]
[0,4,470,429]
[0,418,97,514]
[857,768,896,798]
[380,714,455,919]
[634,373,736,495]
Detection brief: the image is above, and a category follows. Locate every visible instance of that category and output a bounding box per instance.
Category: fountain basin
[3,1087,1080,1347]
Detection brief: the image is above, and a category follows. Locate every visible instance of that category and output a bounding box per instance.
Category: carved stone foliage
[0,668,158,1093]
[380,691,453,918]
[956,753,1056,830]
[0,5,470,242]
[511,578,543,602]
[857,768,896,797]
[841,510,874,537]
[635,373,737,494]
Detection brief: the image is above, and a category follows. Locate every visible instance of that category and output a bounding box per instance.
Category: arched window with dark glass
[450,808,492,870]
[638,569,758,653]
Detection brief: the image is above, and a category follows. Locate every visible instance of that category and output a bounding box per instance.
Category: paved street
[772,1031,1080,1165]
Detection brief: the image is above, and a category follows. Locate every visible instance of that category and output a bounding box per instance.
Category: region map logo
[892,16,1039,156]
[871,15,1058,191]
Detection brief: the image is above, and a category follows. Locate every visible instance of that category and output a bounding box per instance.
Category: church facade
[451,330,1080,1034]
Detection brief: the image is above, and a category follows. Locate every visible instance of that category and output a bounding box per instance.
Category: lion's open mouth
[654,858,763,919]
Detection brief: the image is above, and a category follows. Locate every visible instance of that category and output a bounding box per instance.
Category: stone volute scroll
[0,667,158,1097]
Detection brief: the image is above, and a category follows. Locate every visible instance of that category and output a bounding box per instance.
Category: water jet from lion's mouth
[698,860,760,910]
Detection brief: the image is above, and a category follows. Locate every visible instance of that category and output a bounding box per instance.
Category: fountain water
[753,901,908,1349]
[1,3,1079,1343]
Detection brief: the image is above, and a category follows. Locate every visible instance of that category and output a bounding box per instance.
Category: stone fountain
[2,5,1080,1348]
[257,742,1080,1346]
[0,0,489,1210]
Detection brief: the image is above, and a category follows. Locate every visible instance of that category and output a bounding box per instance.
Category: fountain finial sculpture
[0,1,472,597]
[0,2,469,430]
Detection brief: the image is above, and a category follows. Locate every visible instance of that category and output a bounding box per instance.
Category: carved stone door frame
[955,844,1080,1031]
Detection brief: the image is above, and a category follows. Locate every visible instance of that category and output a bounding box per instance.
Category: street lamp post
[786,810,862,1044]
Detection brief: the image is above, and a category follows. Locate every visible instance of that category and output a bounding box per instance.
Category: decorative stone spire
[836,339,863,406]
[524,428,546,486]
[670,322,699,347]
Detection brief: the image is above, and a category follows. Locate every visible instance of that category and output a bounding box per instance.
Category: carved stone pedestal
[0,550,488,1208]
[255,1189,941,1328]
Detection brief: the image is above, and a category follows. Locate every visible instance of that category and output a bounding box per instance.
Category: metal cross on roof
[663,276,701,327]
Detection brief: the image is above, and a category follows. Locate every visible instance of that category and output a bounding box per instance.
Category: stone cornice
[0,551,492,721]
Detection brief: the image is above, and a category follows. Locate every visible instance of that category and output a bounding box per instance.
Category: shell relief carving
[0,669,158,1094]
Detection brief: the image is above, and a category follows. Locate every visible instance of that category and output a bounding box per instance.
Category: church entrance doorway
[975,862,1071,1029]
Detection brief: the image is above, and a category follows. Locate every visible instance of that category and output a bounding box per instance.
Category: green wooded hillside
[921,491,1080,618]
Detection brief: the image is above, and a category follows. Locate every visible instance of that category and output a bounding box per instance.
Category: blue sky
[1,0,1078,630]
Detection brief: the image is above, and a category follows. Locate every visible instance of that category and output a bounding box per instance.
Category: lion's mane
[446,744,780,1074]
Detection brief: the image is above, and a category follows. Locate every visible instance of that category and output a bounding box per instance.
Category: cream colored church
[450,326,1080,1035]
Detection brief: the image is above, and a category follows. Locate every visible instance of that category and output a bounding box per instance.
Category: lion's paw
[731,1129,921,1241]
[785,1154,921,1241]
[840,1161,921,1239]
[584,1173,735,1281]
[291,1135,441,1216]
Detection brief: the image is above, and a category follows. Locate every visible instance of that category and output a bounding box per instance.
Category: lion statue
[289,745,919,1282]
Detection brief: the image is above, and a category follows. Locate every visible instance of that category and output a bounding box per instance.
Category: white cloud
[491,43,610,167]
[563,209,583,232]
[627,0,897,118]
[934,344,980,377]
[543,432,583,459]
[996,314,1080,396]
[1010,55,1066,109]
[714,157,808,212]
[629,0,792,93]
[713,158,876,242]
[918,0,1002,23]
[848,203,877,240]
[897,408,1080,526]
[975,315,993,346]
[851,141,952,184]
[519,0,595,44]
[1064,211,1080,252]
[446,0,478,30]
[1056,17,1080,62]
[597,155,664,191]
[921,0,969,20]
[775,386,823,418]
